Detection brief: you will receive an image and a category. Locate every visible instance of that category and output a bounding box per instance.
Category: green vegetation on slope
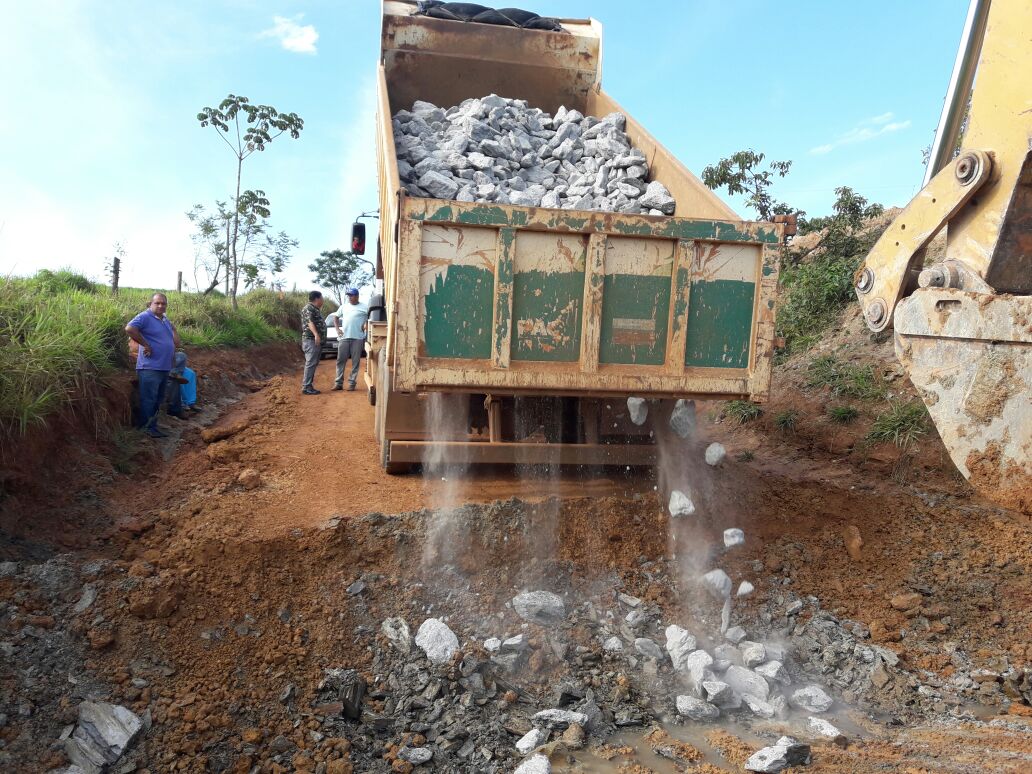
[0,270,309,439]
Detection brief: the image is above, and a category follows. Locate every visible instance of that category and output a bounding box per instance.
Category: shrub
[828,405,860,423]
[723,400,763,425]
[866,400,930,448]
[806,356,885,400]
[774,410,799,432]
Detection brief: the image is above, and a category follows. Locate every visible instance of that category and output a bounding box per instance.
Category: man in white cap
[331,288,367,391]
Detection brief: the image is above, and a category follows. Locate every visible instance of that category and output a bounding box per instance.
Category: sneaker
[348,384,357,391]
[167,411,188,420]
[331,384,344,391]
[302,387,321,395]
[145,428,167,438]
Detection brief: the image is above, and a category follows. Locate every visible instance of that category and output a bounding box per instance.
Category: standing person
[300,290,326,395]
[332,288,368,391]
[125,293,180,438]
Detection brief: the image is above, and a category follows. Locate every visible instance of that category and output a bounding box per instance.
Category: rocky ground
[1,340,1031,773]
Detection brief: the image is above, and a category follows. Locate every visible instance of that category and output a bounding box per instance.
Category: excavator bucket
[855,0,1031,513]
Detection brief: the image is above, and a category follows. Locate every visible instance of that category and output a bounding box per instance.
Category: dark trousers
[137,369,169,430]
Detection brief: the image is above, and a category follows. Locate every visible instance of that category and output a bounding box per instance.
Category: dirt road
[1,356,1031,773]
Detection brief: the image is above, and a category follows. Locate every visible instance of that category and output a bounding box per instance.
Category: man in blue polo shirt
[330,288,368,391]
[125,293,181,438]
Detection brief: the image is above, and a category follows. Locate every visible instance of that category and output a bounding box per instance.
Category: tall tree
[308,249,372,303]
[197,94,303,307]
[701,150,794,221]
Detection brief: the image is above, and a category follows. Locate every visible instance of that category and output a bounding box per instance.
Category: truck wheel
[381,437,411,475]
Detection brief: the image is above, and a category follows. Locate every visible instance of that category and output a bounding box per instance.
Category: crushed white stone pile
[392,94,677,215]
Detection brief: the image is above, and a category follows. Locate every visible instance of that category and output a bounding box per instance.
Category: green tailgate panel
[420,224,495,359]
[684,243,760,368]
[599,237,675,365]
[511,232,587,362]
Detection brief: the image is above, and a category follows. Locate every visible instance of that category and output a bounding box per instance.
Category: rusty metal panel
[599,237,676,365]
[510,231,588,362]
[418,224,497,359]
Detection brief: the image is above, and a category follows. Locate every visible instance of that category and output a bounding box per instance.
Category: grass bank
[0,270,310,439]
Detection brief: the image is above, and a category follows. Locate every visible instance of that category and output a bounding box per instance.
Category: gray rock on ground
[516,727,546,754]
[515,753,552,774]
[737,581,755,597]
[745,736,812,772]
[790,685,834,713]
[725,625,747,644]
[381,617,411,654]
[634,637,665,661]
[415,618,459,664]
[807,716,843,739]
[756,660,791,686]
[664,625,697,671]
[533,709,588,729]
[64,702,142,773]
[724,665,771,702]
[723,528,745,548]
[512,590,566,624]
[740,641,767,667]
[399,746,434,764]
[675,695,720,721]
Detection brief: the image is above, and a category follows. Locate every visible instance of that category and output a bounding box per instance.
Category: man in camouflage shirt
[300,291,327,394]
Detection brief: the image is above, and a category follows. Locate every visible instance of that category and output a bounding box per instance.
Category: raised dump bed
[365,1,782,470]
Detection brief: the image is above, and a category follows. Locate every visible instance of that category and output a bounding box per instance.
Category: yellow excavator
[856,0,1030,513]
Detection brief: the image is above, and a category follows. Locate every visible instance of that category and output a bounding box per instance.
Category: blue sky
[0,0,969,293]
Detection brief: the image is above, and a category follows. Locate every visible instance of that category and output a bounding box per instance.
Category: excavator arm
[855,0,1031,512]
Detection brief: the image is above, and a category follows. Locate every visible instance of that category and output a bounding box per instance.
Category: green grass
[722,400,763,426]
[0,270,309,440]
[774,410,799,432]
[806,355,885,400]
[736,450,755,462]
[866,400,930,448]
[828,405,860,423]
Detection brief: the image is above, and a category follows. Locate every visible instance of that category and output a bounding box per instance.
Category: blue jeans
[137,369,169,430]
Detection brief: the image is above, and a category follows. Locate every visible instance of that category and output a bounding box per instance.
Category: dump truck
[360,1,783,472]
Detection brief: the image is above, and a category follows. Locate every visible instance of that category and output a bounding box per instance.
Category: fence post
[176,271,183,293]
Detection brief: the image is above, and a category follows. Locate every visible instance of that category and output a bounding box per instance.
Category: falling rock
[634,637,665,661]
[627,397,648,425]
[668,489,695,518]
[399,746,434,765]
[745,736,812,773]
[724,665,771,702]
[790,685,834,713]
[675,695,720,721]
[512,590,566,625]
[533,709,588,729]
[669,399,696,438]
[515,753,552,774]
[415,618,459,664]
[664,625,697,671]
[603,636,623,653]
[738,581,755,598]
[516,728,546,754]
[703,680,740,709]
[701,569,732,600]
[64,702,142,773]
[639,180,676,214]
[704,442,726,466]
[484,637,502,653]
[723,528,745,548]
[503,634,530,652]
[740,641,767,668]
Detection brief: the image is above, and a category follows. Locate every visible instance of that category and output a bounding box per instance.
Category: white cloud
[810,112,911,155]
[261,15,318,54]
